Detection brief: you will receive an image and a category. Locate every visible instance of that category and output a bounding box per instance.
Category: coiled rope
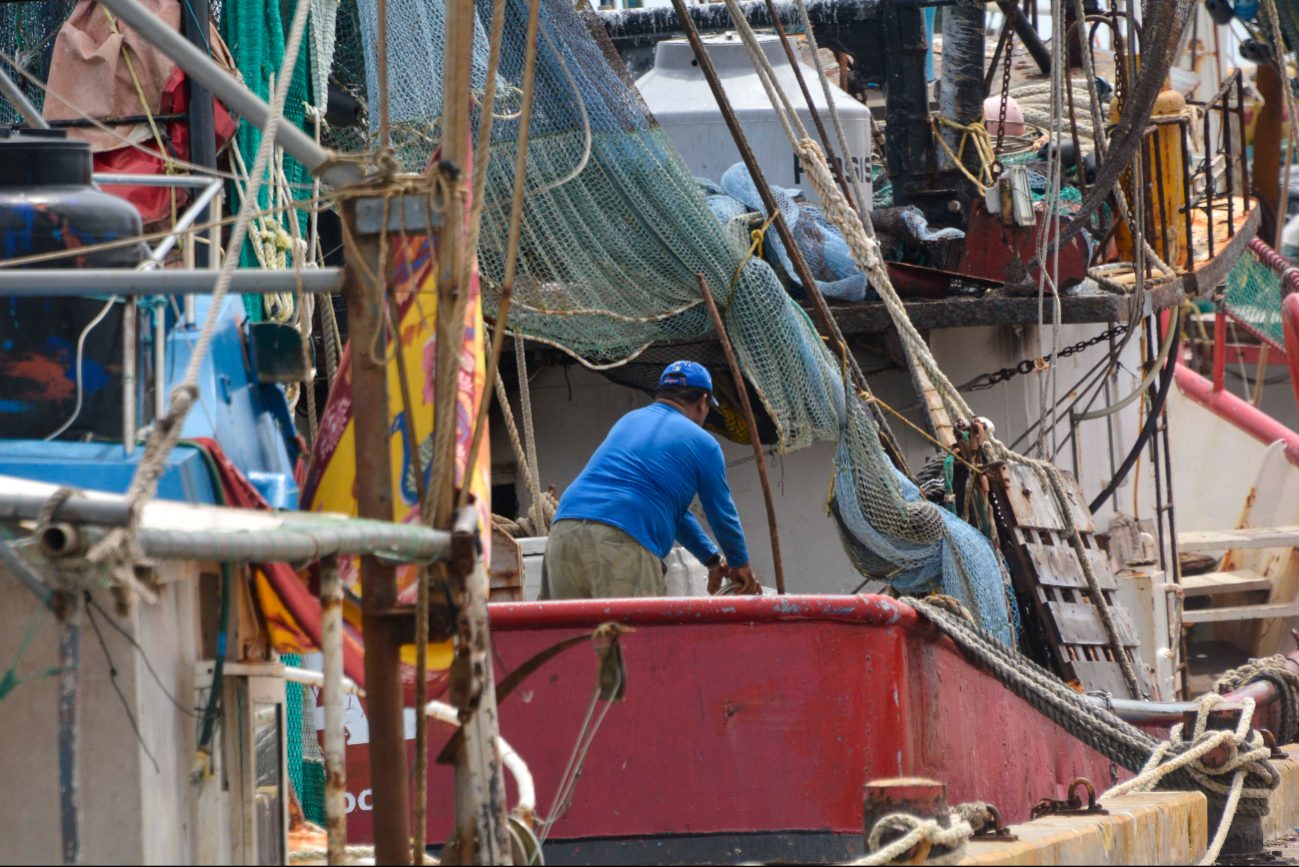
[1101,693,1281,865]
[1215,655,1299,746]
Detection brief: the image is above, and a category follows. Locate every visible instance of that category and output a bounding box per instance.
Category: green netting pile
[322,0,1013,641]
[1225,246,1287,350]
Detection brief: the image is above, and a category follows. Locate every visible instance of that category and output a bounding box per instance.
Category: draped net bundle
[338,0,1023,640]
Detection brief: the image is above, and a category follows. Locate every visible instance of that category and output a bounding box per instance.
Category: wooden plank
[1182,602,1299,624]
[1108,600,1142,647]
[1023,543,1119,591]
[1070,660,1135,697]
[1001,463,1061,530]
[1182,570,1273,597]
[1177,526,1299,553]
[1059,473,1096,535]
[1047,600,1140,647]
[1048,601,1112,645]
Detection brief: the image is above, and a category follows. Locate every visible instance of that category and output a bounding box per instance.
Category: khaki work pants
[540,519,667,599]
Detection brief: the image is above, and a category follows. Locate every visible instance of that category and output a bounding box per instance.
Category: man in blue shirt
[540,360,759,598]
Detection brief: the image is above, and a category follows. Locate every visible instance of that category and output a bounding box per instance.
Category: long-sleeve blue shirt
[553,402,750,567]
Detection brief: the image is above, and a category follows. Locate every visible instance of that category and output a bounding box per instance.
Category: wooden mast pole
[698,274,787,594]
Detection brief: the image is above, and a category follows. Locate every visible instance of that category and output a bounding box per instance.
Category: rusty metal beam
[339,199,412,866]
[321,554,347,866]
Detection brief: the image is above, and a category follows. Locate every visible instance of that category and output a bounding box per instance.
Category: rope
[909,596,1197,786]
[1215,655,1299,746]
[0,605,61,702]
[494,367,555,535]
[80,0,315,603]
[931,115,996,195]
[1101,693,1281,865]
[792,0,871,220]
[514,335,550,533]
[851,813,974,866]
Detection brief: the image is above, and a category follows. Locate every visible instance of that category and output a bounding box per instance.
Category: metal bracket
[1031,777,1108,819]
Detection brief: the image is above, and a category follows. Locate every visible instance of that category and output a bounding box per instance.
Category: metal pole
[57,593,81,866]
[0,63,48,129]
[93,0,358,187]
[338,199,411,865]
[697,274,786,594]
[0,268,342,297]
[937,0,986,207]
[123,299,136,454]
[320,554,347,866]
[137,178,224,268]
[995,0,1052,75]
[181,0,217,269]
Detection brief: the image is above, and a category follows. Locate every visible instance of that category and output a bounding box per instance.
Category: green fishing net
[1225,245,1287,351]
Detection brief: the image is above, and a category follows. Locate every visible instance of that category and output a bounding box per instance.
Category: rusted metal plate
[824,291,1133,334]
[489,525,525,602]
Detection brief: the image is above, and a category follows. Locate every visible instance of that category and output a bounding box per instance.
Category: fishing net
[1224,246,1287,350]
[0,0,76,124]
[333,0,1013,642]
[219,0,316,320]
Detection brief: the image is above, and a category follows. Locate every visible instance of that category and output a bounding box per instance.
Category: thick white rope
[850,813,973,866]
[719,0,975,429]
[513,335,551,532]
[1102,693,1279,866]
[82,0,315,597]
[791,0,871,222]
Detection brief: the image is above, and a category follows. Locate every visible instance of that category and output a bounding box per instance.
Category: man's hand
[707,556,729,595]
[730,564,761,595]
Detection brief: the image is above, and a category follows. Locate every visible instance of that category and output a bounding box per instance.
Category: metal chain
[964,324,1128,390]
[992,3,1018,176]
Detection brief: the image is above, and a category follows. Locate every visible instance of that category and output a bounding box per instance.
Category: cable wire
[43,295,119,441]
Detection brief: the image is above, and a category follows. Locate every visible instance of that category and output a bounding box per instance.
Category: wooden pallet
[993,463,1154,699]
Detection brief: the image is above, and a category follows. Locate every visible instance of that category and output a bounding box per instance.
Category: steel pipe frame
[0,268,343,296]
[93,0,359,188]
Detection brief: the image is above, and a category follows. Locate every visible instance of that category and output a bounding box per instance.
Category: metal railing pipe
[0,268,343,296]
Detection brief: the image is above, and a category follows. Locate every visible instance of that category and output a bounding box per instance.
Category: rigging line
[84,598,162,774]
[84,593,219,720]
[523,26,591,200]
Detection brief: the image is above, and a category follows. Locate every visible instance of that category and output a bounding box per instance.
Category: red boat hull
[336,595,1132,861]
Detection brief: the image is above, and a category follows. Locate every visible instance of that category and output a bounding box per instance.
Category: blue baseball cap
[660,360,719,406]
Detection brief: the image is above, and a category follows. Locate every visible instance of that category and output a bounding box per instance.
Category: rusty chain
[962,323,1128,391]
